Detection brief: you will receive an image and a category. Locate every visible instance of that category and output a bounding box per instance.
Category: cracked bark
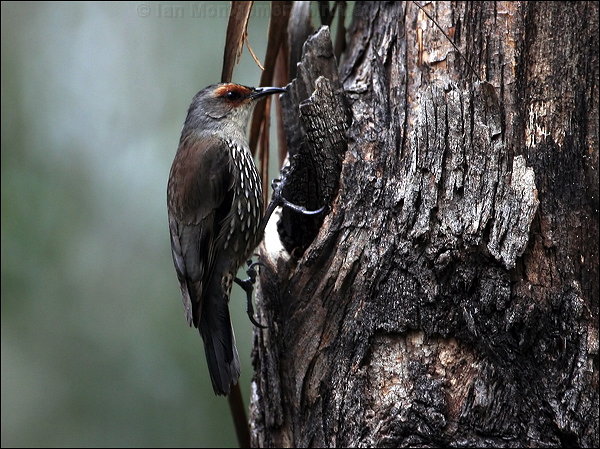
[250,2,599,447]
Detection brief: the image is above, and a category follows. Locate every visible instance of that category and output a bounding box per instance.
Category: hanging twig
[245,36,265,71]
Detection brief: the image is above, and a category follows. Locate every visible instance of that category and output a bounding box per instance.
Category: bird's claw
[279,196,325,215]
[235,263,267,329]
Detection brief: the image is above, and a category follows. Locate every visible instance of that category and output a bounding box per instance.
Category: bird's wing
[167,134,233,327]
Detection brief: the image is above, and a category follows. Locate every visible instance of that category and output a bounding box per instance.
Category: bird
[167,83,286,395]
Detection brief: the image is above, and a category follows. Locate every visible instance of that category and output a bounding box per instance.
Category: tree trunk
[250,2,599,447]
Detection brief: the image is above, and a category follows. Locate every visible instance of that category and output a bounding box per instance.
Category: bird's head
[184,83,286,135]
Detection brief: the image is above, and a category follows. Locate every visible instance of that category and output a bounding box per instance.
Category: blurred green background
[1,2,277,447]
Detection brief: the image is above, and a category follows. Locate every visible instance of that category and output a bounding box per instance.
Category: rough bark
[250,2,599,447]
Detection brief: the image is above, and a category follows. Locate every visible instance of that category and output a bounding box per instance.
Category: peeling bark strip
[252,2,598,448]
[299,76,348,206]
[278,26,349,256]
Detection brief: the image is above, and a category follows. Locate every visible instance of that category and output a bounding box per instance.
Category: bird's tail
[199,290,240,396]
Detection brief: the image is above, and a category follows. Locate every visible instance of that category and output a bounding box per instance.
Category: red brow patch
[213,84,252,99]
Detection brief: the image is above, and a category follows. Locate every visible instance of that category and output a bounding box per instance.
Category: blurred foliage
[1,2,277,447]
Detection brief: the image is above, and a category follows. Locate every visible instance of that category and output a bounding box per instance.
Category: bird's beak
[250,86,287,100]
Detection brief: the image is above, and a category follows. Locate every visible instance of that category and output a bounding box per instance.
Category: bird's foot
[256,169,326,240]
[234,260,266,329]
[270,177,325,216]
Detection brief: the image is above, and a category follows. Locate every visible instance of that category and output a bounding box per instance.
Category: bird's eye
[224,90,242,101]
